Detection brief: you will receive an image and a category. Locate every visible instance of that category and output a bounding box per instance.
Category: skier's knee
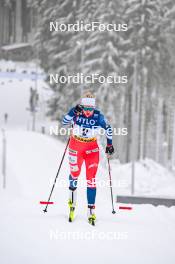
[70,164,80,178]
[70,170,80,178]
[87,177,96,188]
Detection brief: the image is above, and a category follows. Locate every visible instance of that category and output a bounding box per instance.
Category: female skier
[62,92,114,225]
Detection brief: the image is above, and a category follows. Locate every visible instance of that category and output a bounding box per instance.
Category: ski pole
[43,137,70,213]
[107,158,116,214]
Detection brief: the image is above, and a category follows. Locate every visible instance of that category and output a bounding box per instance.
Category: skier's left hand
[106,145,114,158]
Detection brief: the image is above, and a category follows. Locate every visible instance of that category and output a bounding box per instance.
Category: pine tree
[123,0,175,161]
[32,0,79,120]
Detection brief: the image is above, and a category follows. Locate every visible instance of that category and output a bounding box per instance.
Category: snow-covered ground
[111,159,175,197]
[0,60,175,263]
[0,130,175,264]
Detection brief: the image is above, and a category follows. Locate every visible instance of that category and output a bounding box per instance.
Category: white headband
[81,97,96,107]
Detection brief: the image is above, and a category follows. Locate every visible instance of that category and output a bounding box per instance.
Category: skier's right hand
[74,104,84,115]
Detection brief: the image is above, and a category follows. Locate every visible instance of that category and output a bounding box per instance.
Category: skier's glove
[74,104,84,115]
[106,145,114,156]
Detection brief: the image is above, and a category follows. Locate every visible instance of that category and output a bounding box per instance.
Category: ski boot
[68,185,77,223]
[88,205,96,226]
[88,214,96,226]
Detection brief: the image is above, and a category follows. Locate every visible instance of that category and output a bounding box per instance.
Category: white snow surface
[0,130,175,264]
[112,159,175,197]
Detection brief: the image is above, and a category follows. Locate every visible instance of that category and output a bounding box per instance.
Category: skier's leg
[68,174,78,207]
[68,149,84,206]
[68,175,78,222]
[87,189,96,218]
[68,140,84,221]
[85,148,99,224]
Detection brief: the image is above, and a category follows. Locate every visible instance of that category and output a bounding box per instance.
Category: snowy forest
[27,0,175,168]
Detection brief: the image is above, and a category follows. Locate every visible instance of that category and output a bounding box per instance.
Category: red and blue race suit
[62,107,113,207]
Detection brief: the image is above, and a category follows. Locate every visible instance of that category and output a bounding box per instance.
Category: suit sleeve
[99,114,113,145]
[62,107,75,125]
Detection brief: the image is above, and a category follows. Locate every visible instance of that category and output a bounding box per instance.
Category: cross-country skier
[62,92,114,225]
